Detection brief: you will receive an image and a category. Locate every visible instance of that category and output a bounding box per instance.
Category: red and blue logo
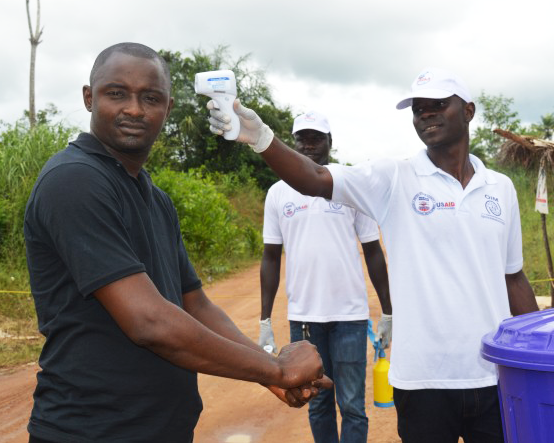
[283,202,308,218]
[412,192,436,215]
[416,71,432,86]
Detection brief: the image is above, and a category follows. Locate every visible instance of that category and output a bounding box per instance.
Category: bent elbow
[122,314,166,349]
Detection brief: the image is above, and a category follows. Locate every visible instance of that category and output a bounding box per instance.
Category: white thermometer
[195,69,240,140]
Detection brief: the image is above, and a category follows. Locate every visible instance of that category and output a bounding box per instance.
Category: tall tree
[152,47,295,189]
[471,92,521,159]
[26,0,43,129]
[531,113,554,140]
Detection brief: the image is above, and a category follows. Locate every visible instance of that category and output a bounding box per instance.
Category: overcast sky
[2,0,553,164]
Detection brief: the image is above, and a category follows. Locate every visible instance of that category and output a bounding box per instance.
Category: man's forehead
[98,52,158,74]
[92,52,168,87]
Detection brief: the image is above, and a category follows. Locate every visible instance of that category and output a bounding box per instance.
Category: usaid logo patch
[412,192,436,215]
[283,202,308,218]
[283,202,296,218]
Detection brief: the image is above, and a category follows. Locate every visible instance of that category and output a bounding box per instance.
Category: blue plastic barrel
[481,308,554,443]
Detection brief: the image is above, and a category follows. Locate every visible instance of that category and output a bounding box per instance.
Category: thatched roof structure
[495,129,554,169]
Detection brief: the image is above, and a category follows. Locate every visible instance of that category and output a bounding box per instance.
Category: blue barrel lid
[481,308,554,371]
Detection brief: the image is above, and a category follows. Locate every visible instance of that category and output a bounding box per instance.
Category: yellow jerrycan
[373,345,394,407]
[368,320,394,408]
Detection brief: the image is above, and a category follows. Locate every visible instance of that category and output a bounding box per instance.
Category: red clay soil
[0,254,400,443]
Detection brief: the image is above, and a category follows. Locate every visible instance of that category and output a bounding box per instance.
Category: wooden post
[540,213,554,306]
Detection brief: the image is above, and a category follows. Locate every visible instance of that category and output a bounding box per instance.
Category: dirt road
[0,255,399,443]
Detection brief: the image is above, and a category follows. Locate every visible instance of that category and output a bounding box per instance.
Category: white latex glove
[377,313,392,349]
[208,99,274,153]
[258,318,278,353]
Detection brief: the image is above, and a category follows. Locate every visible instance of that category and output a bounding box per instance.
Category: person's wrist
[250,125,274,153]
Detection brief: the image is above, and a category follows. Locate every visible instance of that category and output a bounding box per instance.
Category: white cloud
[1,0,553,163]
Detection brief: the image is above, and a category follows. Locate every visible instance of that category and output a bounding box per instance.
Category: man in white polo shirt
[207,67,539,443]
[258,111,391,443]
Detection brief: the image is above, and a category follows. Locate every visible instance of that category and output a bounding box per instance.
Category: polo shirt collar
[69,133,154,199]
[70,132,113,158]
[411,149,497,185]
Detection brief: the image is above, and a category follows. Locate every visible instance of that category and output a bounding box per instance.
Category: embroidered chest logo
[412,192,456,216]
[482,195,504,224]
[283,202,308,218]
[412,192,436,215]
[325,201,345,214]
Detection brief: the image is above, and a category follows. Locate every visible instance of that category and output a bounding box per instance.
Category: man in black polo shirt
[24,42,330,443]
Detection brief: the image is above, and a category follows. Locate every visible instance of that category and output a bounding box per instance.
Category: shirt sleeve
[27,162,146,297]
[326,158,398,225]
[354,211,381,243]
[505,182,524,274]
[262,185,283,245]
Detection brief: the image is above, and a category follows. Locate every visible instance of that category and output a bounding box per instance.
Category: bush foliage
[154,47,294,190]
[0,122,75,266]
[152,168,262,280]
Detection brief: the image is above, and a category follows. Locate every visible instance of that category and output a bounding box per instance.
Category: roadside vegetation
[1,47,553,369]
[498,164,554,297]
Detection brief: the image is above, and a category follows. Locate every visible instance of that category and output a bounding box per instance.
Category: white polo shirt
[328,150,522,389]
[263,180,380,322]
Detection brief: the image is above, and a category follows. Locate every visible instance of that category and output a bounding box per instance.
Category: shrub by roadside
[0,122,75,368]
[152,168,263,281]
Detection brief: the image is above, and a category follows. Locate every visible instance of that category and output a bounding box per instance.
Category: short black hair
[89,42,171,89]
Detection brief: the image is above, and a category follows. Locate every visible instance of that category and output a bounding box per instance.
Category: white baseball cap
[292,111,331,134]
[396,67,472,110]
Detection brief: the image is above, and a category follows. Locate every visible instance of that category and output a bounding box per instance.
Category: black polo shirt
[24,133,203,443]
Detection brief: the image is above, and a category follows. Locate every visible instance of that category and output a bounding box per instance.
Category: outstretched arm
[183,286,264,354]
[261,138,333,199]
[182,280,325,407]
[209,99,333,199]
[94,272,330,391]
[506,270,539,316]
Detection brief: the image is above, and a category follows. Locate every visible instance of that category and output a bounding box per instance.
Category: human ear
[83,85,92,112]
[165,97,174,120]
[464,102,476,123]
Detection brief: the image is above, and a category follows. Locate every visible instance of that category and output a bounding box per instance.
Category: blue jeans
[290,320,368,443]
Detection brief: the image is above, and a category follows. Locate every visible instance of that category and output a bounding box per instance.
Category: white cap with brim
[292,111,331,134]
[396,67,472,110]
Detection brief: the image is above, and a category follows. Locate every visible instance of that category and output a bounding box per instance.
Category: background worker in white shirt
[259,111,391,443]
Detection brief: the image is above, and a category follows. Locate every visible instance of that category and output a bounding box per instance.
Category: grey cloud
[2,0,554,131]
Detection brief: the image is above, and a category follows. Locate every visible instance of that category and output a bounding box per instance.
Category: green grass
[0,262,42,368]
[0,314,43,369]
[496,163,554,297]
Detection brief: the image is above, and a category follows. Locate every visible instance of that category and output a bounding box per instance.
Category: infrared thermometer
[195,69,240,140]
